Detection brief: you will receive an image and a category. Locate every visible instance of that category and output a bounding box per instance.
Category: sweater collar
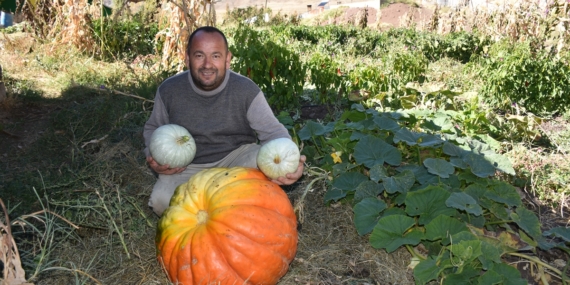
[187,69,231,96]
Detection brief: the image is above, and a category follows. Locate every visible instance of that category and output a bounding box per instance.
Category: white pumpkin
[257,138,300,180]
[149,124,196,168]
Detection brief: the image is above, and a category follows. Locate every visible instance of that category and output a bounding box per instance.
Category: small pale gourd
[149,124,196,168]
[257,138,300,179]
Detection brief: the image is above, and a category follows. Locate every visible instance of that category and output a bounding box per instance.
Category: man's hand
[272,155,306,186]
[146,156,186,175]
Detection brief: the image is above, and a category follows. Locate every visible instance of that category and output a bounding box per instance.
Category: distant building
[317,1,329,12]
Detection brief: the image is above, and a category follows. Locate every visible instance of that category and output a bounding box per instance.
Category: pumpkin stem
[197,210,209,225]
[177,135,190,145]
[273,155,281,164]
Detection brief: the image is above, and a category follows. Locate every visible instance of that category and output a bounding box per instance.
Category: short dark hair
[186,26,229,54]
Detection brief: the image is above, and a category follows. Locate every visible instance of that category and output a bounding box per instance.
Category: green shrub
[90,18,158,60]
[475,41,570,116]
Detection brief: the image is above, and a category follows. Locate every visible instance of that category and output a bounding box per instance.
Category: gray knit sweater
[143,69,291,164]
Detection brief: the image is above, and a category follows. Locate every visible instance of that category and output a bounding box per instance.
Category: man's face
[186,31,231,91]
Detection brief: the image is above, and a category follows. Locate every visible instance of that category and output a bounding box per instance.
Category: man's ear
[226,51,232,70]
[185,53,190,69]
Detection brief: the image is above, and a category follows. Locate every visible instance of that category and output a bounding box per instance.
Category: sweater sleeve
[247,92,291,144]
[143,91,170,157]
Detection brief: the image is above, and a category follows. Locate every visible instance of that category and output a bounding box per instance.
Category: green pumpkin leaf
[298,120,327,140]
[479,241,503,270]
[354,180,384,202]
[543,227,570,242]
[354,135,402,167]
[487,181,522,208]
[405,185,457,225]
[413,257,441,285]
[325,172,369,202]
[484,263,527,285]
[477,270,503,285]
[511,207,542,241]
[450,157,468,169]
[443,266,481,285]
[463,153,496,178]
[450,240,483,266]
[424,215,469,242]
[369,215,423,252]
[383,170,415,194]
[373,115,401,131]
[443,141,467,157]
[394,128,424,146]
[397,165,437,185]
[446,192,483,216]
[353,198,387,236]
[423,158,455,178]
[419,134,444,147]
[482,151,516,175]
[369,164,389,183]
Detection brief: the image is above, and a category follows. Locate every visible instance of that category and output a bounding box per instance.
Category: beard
[191,67,225,91]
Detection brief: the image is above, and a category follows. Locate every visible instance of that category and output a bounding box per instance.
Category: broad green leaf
[324,172,368,202]
[482,151,516,175]
[381,207,406,218]
[511,207,542,241]
[488,202,511,221]
[544,227,570,242]
[484,263,527,285]
[298,120,327,140]
[466,138,492,153]
[332,162,359,176]
[423,158,455,178]
[419,134,444,147]
[276,111,294,127]
[394,128,424,146]
[369,215,423,252]
[354,180,384,202]
[353,198,387,236]
[477,270,503,285]
[373,115,401,131]
[443,266,481,285]
[351,103,366,112]
[443,141,467,157]
[424,215,469,242]
[354,135,402,167]
[479,241,503,270]
[446,192,483,216]
[383,170,415,194]
[349,131,368,141]
[450,157,468,169]
[405,185,457,225]
[397,165,437,185]
[450,240,482,266]
[463,153,496,178]
[369,164,389,183]
[487,181,522,208]
[324,187,347,202]
[413,257,441,285]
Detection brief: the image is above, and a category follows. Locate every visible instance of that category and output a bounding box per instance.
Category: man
[143,26,305,216]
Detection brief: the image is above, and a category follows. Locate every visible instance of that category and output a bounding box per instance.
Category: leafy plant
[229,25,306,110]
[295,103,570,284]
[475,41,570,116]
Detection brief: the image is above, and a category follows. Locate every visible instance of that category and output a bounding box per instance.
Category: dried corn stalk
[0,199,33,285]
[154,0,216,72]
[53,0,94,51]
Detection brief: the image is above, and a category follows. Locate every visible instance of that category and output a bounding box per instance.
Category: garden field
[1,0,570,284]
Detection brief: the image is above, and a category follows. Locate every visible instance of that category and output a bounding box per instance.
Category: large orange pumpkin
[155,167,298,285]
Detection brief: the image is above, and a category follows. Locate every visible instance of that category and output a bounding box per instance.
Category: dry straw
[155,0,217,72]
